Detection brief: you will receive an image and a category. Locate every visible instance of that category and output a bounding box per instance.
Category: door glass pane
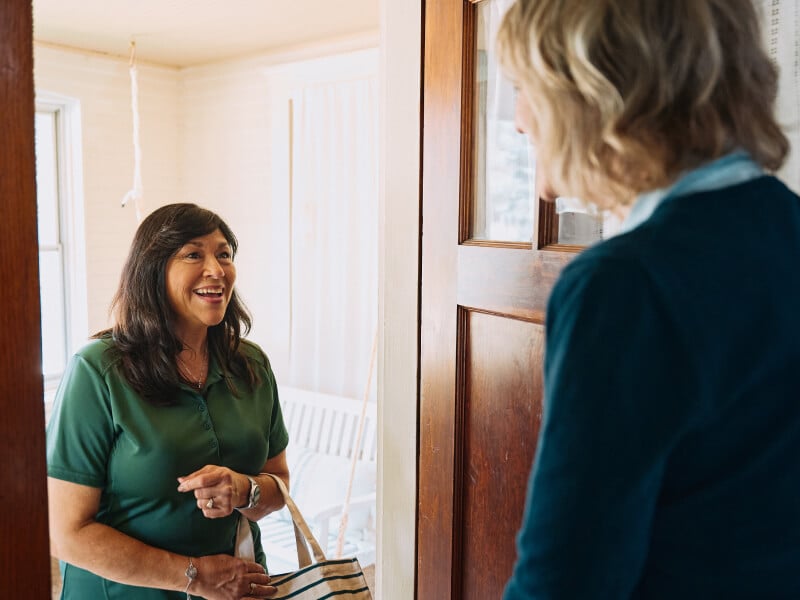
[553,197,623,245]
[472,0,534,243]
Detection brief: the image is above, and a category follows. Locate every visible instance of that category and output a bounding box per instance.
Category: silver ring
[250,582,256,593]
[206,498,214,509]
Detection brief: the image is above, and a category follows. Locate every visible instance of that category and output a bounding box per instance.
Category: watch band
[240,475,260,510]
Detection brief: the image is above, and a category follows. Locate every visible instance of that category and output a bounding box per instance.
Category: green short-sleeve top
[46,337,289,599]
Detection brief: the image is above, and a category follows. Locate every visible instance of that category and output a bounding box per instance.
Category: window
[35,108,68,385]
[35,96,87,413]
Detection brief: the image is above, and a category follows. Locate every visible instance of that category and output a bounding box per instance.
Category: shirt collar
[178,351,225,392]
[618,150,763,235]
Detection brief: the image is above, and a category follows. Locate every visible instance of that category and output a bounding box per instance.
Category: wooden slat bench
[258,385,377,575]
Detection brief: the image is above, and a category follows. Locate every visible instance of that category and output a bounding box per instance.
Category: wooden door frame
[416,0,465,596]
[0,2,427,598]
[417,0,574,596]
[0,0,52,597]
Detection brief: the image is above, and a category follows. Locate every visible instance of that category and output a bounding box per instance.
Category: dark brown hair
[96,203,257,405]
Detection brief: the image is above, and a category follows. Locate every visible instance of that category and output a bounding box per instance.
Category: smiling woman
[167,232,236,351]
[46,203,292,599]
[167,230,237,390]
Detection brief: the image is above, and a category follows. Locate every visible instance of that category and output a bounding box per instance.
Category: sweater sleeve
[503,255,698,599]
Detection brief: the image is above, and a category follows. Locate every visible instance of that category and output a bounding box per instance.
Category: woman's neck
[175,326,208,357]
[176,332,209,390]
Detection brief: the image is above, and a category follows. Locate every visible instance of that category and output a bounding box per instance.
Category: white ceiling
[33,0,380,68]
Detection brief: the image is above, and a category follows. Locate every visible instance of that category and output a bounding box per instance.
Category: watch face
[250,478,261,507]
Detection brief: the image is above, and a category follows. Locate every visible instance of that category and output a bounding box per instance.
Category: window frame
[35,93,88,405]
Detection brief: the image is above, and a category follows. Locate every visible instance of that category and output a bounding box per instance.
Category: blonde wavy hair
[497,0,789,207]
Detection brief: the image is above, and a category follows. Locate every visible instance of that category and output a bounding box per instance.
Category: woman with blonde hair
[497,0,800,597]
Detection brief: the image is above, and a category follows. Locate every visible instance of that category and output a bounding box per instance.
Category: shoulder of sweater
[563,175,795,277]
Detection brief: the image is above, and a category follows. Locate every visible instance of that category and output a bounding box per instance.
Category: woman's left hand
[177,465,248,517]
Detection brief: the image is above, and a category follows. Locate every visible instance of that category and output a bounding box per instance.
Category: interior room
[30,0,394,597]
[2,0,797,598]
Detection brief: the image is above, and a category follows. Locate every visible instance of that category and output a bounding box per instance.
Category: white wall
[34,44,182,337]
[178,37,378,382]
[378,1,421,598]
[33,34,377,363]
[178,57,285,373]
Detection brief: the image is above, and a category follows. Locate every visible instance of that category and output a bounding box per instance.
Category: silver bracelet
[184,557,197,599]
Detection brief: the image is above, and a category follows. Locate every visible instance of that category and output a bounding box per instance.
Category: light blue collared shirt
[619,151,764,235]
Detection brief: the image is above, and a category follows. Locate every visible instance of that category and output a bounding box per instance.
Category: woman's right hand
[192,554,276,599]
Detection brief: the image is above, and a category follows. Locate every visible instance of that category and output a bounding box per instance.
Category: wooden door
[0,0,52,597]
[416,0,578,597]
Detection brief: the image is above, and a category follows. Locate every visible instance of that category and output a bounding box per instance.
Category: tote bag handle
[263,473,327,568]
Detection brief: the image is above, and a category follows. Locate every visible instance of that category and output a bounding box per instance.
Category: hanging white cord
[334,326,378,558]
[121,41,143,223]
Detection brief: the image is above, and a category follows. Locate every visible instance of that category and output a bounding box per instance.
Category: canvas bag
[238,473,373,599]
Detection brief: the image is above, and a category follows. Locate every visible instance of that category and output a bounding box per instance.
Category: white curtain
[759,0,800,192]
[288,76,378,401]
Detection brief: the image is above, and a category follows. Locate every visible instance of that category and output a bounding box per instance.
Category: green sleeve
[265,361,289,459]
[46,353,115,488]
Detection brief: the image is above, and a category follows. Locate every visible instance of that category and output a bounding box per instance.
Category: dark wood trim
[537,197,560,249]
[419,0,577,596]
[457,245,566,323]
[462,239,531,250]
[458,1,476,244]
[451,306,470,598]
[417,0,464,596]
[0,0,51,596]
[541,243,586,254]
[414,3,425,599]
[537,196,596,252]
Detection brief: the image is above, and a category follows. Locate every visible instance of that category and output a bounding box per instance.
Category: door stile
[417,0,468,597]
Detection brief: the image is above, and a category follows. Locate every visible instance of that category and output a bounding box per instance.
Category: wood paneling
[417,0,465,597]
[460,311,544,598]
[0,0,51,597]
[458,244,566,322]
[418,0,576,597]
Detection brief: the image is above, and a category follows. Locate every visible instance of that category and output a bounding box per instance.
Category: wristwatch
[240,476,261,510]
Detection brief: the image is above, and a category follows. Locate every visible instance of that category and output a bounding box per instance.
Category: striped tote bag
[264,474,373,599]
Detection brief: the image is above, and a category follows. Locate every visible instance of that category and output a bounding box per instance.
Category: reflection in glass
[554,197,622,246]
[472,0,534,243]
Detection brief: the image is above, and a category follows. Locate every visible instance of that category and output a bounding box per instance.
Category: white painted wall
[34,45,181,337]
[377,1,421,598]
[33,34,377,364]
[178,56,285,374]
[179,37,378,382]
